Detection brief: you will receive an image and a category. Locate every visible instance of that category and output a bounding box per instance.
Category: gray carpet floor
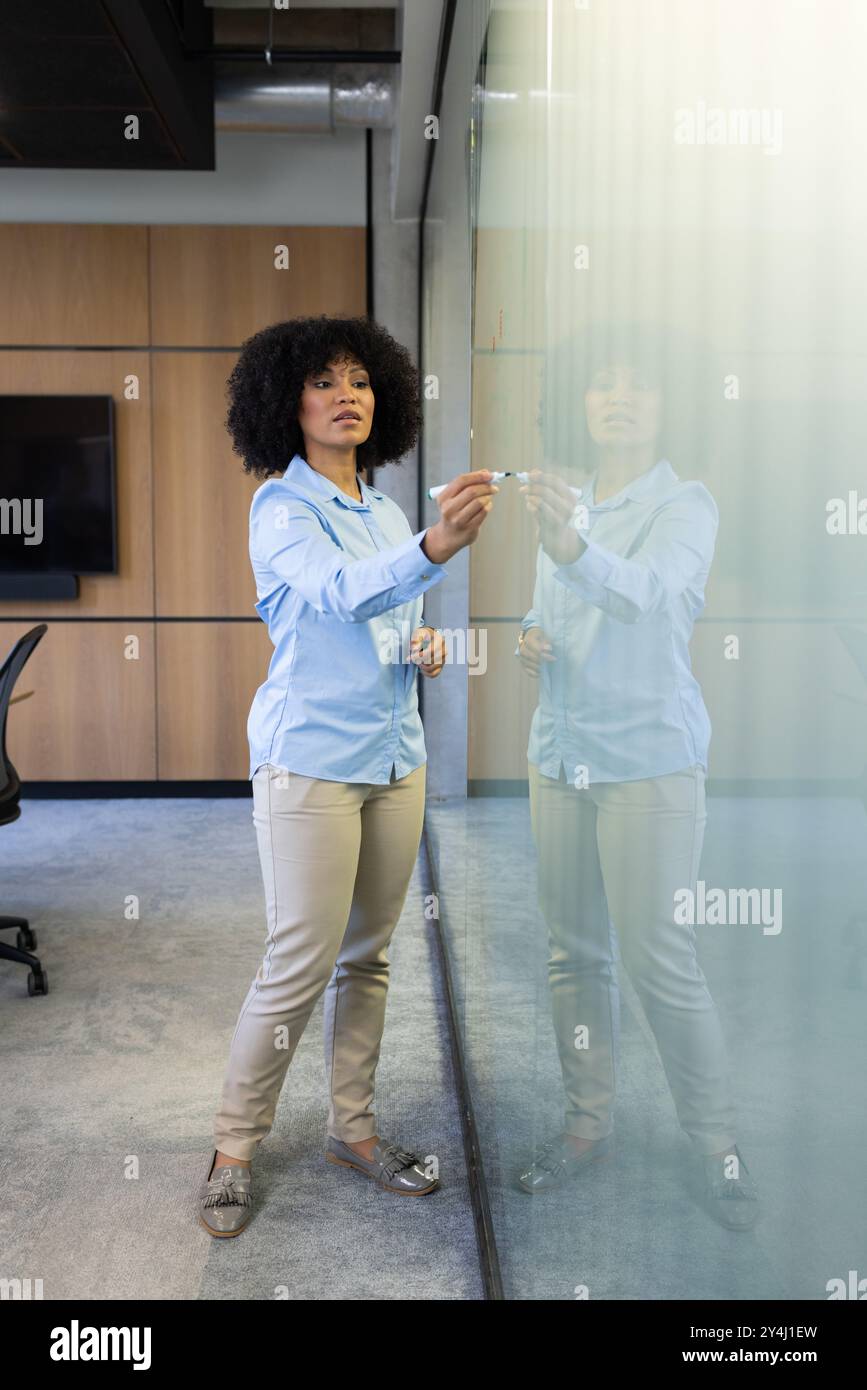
[0,795,484,1301]
[4,790,865,1302]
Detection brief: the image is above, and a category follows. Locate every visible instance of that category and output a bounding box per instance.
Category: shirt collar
[586,458,678,508]
[284,453,383,508]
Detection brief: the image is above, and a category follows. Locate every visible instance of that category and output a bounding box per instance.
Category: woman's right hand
[518,626,556,676]
[421,470,499,564]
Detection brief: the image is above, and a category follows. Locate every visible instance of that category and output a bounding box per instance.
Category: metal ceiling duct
[214,63,396,133]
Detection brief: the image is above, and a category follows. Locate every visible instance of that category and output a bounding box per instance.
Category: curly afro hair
[224,314,422,480]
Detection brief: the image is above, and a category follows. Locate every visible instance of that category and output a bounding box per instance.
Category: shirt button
[421,573,430,580]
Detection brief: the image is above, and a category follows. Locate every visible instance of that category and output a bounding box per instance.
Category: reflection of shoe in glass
[198,1150,253,1237]
[700,1145,759,1230]
[518,1133,614,1193]
[325,1136,440,1194]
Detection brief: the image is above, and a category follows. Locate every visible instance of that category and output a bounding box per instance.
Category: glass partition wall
[422,0,867,1300]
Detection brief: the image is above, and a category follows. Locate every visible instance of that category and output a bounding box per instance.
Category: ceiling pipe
[214,62,397,132]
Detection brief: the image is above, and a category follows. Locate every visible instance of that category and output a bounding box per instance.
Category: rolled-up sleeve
[251,487,448,623]
[552,484,718,624]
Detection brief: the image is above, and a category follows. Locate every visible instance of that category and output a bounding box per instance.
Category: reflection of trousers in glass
[527,760,737,1156]
[213,760,426,1162]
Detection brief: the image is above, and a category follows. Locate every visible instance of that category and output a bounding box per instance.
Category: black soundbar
[0,573,79,600]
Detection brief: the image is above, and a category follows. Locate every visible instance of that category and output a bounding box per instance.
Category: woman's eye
[312,379,368,388]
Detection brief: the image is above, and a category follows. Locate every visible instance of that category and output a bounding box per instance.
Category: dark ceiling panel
[0,0,115,40]
[0,40,146,108]
[0,109,179,167]
[0,0,214,170]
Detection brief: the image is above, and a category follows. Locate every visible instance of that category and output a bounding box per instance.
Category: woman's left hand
[519,469,586,566]
[410,626,446,677]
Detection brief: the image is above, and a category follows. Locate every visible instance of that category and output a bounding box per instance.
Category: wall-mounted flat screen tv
[0,395,117,574]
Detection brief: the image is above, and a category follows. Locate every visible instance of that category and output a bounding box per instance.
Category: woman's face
[584,362,662,448]
[297,355,374,451]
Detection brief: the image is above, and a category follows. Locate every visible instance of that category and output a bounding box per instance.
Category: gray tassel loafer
[198,1150,254,1237]
[325,1135,439,1194]
[700,1145,760,1230]
[518,1132,615,1192]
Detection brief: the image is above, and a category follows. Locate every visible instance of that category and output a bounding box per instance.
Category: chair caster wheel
[27,969,48,996]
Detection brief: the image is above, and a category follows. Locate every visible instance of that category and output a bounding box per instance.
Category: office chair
[0,623,49,995]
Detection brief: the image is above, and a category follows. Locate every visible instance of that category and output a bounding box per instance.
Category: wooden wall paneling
[0,351,154,618]
[156,620,275,779]
[467,622,537,781]
[149,227,367,347]
[151,352,261,618]
[472,228,546,353]
[470,350,544,620]
[0,225,149,346]
[0,620,157,779]
[467,351,544,782]
[0,221,368,781]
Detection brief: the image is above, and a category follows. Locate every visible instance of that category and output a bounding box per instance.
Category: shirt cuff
[553,537,615,591]
[388,529,449,587]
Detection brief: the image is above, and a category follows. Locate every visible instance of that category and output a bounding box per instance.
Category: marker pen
[427,470,531,501]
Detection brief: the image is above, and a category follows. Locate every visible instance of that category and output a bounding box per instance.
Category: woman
[198,315,497,1236]
[515,350,760,1230]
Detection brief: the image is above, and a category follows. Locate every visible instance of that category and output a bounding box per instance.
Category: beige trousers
[213,760,426,1161]
[528,760,738,1155]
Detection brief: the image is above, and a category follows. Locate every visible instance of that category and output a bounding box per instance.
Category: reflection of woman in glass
[515,346,759,1229]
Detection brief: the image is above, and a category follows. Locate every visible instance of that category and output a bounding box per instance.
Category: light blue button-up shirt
[518,458,718,783]
[247,453,448,783]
